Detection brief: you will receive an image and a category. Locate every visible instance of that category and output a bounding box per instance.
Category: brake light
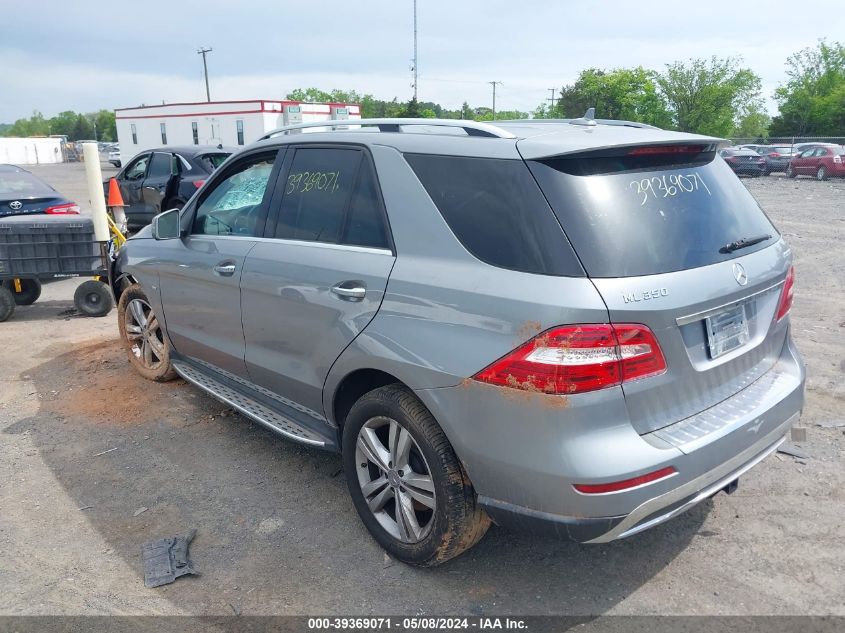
[628,145,707,156]
[573,466,677,494]
[193,180,205,189]
[776,266,795,321]
[473,324,666,395]
[44,202,80,214]
[768,152,780,157]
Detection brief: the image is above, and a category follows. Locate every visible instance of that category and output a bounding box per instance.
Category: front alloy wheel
[355,416,436,543]
[117,283,176,382]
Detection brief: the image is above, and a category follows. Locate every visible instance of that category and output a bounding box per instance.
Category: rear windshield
[406,154,583,276]
[528,151,779,278]
[0,170,55,198]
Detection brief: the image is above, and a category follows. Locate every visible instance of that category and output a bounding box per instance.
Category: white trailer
[0,137,64,165]
[114,100,361,165]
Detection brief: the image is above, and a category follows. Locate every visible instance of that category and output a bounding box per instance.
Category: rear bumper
[415,333,804,543]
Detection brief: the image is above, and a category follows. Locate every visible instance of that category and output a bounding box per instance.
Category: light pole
[411,0,418,102]
[489,81,502,120]
[197,47,213,102]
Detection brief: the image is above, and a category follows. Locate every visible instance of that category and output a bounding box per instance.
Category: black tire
[73,280,113,317]
[342,384,490,566]
[2,278,41,305]
[117,283,177,381]
[0,285,15,322]
[817,166,828,181]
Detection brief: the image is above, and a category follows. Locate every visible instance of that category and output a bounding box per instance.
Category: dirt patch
[35,338,190,427]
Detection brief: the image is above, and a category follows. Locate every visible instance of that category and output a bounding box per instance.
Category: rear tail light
[628,144,707,156]
[776,266,795,321]
[44,202,80,214]
[473,324,666,395]
[193,180,205,189]
[573,466,677,494]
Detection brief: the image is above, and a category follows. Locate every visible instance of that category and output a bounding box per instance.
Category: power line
[197,47,213,102]
[488,81,503,120]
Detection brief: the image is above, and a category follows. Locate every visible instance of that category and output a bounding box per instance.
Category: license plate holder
[706,304,749,359]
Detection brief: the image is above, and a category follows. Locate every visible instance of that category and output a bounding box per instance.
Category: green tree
[733,104,771,139]
[47,111,79,138]
[92,109,117,141]
[5,111,50,137]
[769,40,845,136]
[657,56,762,136]
[286,87,334,102]
[548,67,672,128]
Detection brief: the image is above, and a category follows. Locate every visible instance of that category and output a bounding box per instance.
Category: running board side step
[172,361,327,448]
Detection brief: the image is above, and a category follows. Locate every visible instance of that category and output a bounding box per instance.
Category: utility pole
[547,88,557,113]
[197,47,213,102]
[488,81,502,120]
[411,0,418,102]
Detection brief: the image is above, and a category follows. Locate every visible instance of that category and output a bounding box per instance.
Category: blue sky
[1,0,842,121]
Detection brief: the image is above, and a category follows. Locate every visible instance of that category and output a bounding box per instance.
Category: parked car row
[721,143,845,180]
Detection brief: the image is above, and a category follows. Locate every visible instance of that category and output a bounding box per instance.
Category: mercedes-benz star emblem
[733,262,748,286]
[9,201,22,210]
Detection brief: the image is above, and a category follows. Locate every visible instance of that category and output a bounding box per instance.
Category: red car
[787,145,845,180]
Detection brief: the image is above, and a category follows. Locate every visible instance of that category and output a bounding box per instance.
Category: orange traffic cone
[107,178,125,207]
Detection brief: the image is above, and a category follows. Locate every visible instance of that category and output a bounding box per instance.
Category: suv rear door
[526,143,791,436]
[240,145,395,418]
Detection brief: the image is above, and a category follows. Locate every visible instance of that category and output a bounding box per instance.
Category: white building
[114,99,361,164]
[0,137,64,165]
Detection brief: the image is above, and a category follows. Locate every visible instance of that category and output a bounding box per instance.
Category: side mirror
[152,208,181,240]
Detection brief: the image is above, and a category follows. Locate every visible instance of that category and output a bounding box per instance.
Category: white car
[108,146,121,168]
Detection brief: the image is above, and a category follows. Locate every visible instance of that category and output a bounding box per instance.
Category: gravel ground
[0,165,843,616]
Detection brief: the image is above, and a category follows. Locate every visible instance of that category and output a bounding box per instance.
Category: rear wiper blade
[720,234,772,254]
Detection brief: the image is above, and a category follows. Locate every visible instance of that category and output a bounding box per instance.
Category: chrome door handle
[331,283,366,300]
[214,263,237,276]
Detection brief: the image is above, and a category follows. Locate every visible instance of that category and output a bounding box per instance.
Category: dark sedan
[107,146,234,229]
[719,148,766,177]
[0,164,80,218]
[738,145,797,174]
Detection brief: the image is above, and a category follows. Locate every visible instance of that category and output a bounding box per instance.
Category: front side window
[236,120,244,145]
[192,153,276,237]
[160,122,167,144]
[191,121,199,145]
[124,154,149,180]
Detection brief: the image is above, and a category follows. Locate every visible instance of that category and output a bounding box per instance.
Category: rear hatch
[524,141,790,435]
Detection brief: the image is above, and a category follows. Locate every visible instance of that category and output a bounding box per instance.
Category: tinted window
[405,154,583,276]
[196,153,230,172]
[192,153,276,237]
[0,170,54,197]
[342,159,389,248]
[124,155,149,180]
[274,148,362,243]
[147,153,172,179]
[528,153,779,278]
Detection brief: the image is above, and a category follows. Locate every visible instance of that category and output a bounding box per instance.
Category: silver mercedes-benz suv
[111,115,804,566]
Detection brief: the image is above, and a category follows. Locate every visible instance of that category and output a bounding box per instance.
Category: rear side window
[405,154,583,276]
[273,147,390,249]
[528,149,779,278]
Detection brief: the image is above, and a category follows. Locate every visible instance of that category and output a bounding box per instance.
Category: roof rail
[258,118,516,141]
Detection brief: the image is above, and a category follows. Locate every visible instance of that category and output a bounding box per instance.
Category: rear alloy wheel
[73,280,113,317]
[117,283,176,381]
[343,384,490,566]
[817,166,828,181]
[2,278,41,306]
